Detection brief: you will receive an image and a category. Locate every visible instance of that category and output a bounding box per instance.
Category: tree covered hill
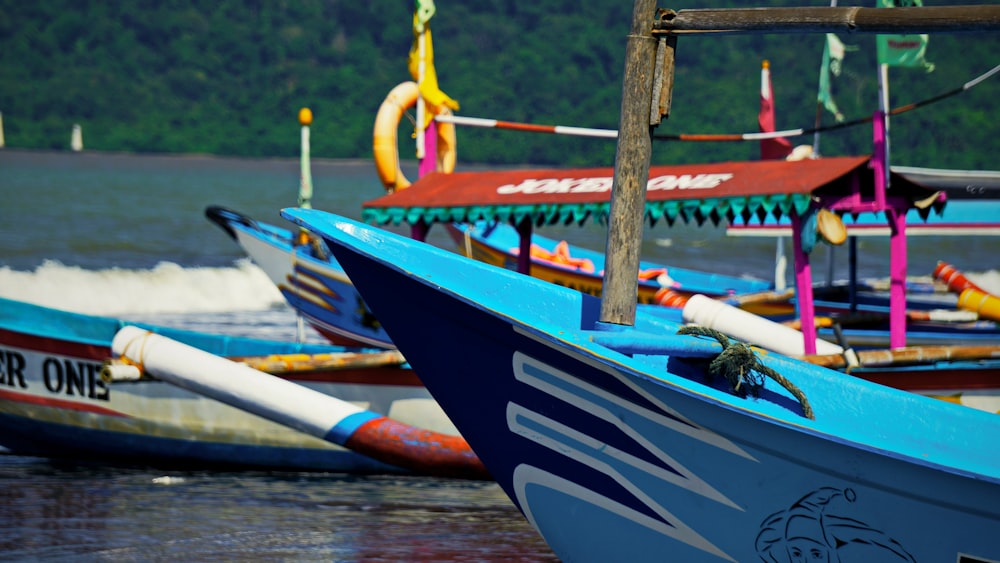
[1,0,997,168]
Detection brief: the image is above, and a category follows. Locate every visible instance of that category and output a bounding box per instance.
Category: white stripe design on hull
[508,351,758,561]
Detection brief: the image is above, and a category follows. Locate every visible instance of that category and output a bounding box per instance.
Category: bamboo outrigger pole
[652,6,1000,34]
[600,4,1000,327]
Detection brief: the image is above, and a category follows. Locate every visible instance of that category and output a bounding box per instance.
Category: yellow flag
[408,13,460,123]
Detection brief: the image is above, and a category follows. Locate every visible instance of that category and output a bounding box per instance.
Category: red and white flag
[758,60,794,160]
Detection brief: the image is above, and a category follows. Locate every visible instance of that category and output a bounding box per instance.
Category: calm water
[0,149,998,560]
[0,455,557,562]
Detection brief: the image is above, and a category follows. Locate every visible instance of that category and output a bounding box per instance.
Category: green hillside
[1,0,997,168]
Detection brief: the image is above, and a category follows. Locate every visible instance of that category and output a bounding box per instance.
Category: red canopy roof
[362,155,937,227]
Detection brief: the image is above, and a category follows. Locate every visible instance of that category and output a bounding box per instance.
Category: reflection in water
[0,455,557,561]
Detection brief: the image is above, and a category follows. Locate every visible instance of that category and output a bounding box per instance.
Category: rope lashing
[677,325,814,420]
[99,329,153,384]
[120,329,152,374]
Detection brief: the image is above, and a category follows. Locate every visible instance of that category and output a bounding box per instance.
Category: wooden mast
[600,0,662,326]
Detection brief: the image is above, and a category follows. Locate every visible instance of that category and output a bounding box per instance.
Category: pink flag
[759,60,794,160]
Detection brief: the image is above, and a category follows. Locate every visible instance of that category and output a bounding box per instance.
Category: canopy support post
[791,212,819,355]
[888,208,908,348]
[410,220,430,242]
[872,106,907,348]
[515,218,533,275]
[849,236,858,313]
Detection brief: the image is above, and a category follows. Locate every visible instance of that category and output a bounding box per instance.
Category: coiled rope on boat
[678,325,814,420]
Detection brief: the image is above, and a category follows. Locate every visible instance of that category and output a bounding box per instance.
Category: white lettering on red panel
[496,173,733,195]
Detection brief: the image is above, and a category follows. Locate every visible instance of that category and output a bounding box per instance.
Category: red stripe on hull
[0,328,109,360]
[0,388,129,417]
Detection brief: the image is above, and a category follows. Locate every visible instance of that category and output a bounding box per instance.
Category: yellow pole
[295,107,315,343]
[298,107,314,209]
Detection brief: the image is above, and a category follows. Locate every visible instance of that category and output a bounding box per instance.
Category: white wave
[0,259,285,316]
[969,270,1000,295]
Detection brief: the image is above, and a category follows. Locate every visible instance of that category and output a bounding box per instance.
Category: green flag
[414,0,435,32]
[876,0,934,71]
[818,33,850,122]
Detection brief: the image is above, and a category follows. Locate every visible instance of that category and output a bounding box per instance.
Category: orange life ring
[373,81,457,192]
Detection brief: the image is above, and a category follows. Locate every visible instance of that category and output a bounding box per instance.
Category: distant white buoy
[71,123,83,151]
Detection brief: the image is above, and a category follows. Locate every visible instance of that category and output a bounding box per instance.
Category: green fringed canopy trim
[361,192,814,228]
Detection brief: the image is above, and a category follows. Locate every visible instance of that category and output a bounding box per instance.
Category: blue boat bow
[283,207,1000,563]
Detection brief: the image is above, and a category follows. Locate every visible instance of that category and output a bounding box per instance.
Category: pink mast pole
[888,207,908,348]
[790,213,818,355]
[409,119,439,242]
[872,108,907,348]
[419,119,438,178]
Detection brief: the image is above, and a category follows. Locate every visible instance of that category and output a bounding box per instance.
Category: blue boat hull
[206,206,395,348]
[0,296,456,473]
[286,209,1000,562]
